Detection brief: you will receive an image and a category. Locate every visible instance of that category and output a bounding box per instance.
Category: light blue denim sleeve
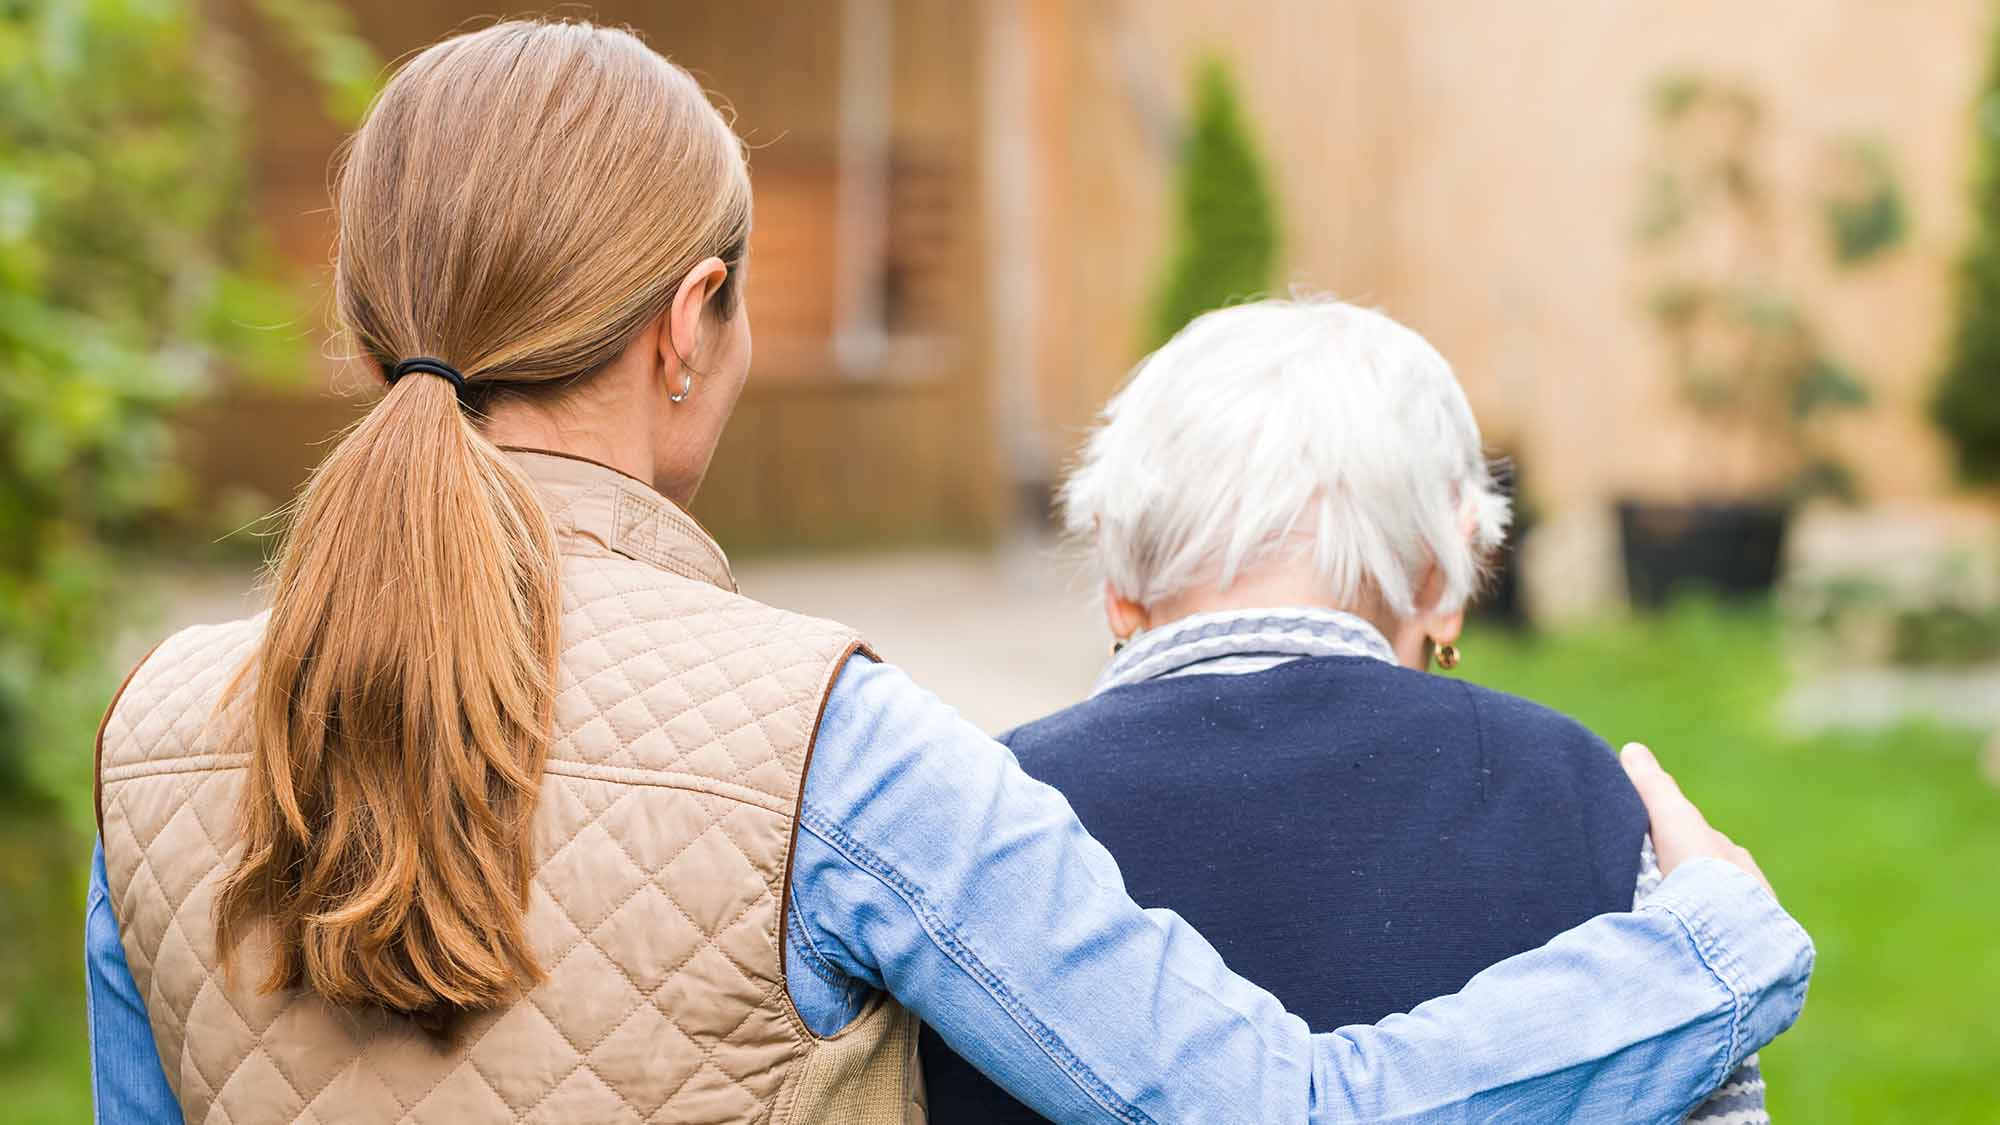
[788,656,1814,1124]
[86,839,182,1124]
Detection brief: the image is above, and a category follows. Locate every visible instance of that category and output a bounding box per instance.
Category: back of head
[1062,297,1510,619]
[217,20,750,1031]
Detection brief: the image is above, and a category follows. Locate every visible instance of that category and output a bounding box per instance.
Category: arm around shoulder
[791,656,1814,1123]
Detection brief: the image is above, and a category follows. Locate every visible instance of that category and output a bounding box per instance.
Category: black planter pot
[1473,456,1534,628]
[1476,527,1532,628]
[1616,499,1790,610]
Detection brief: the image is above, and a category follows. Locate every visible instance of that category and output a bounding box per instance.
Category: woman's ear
[659,255,731,377]
[1412,563,1466,645]
[1428,605,1466,649]
[1414,502,1487,642]
[1388,562,1466,671]
[1103,581,1149,645]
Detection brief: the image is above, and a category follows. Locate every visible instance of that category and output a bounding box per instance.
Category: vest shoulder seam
[102,753,247,784]
[102,754,813,818]
[539,759,794,813]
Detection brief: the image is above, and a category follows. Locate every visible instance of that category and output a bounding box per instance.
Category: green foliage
[250,0,382,126]
[1890,604,2000,665]
[1649,73,1707,124]
[1148,57,1279,350]
[1935,41,2000,483]
[1638,74,1763,246]
[3,0,239,804]
[0,0,236,1062]
[1824,139,1908,265]
[1636,73,1901,504]
[1793,356,1869,418]
[0,0,378,1065]
[1789,550,2000,667]
[0,0,380,802]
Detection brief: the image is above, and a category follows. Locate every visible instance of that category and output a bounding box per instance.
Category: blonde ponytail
[219,370,558,1028]
[217,19,751,1029]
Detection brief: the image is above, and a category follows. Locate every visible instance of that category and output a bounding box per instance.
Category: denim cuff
[1640,858,1815,1071]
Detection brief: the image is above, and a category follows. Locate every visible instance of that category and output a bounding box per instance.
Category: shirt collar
[501,447,737,593]
[1094,606,1398,695]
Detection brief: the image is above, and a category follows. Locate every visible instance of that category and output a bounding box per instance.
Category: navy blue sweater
[920,655,1648,1122]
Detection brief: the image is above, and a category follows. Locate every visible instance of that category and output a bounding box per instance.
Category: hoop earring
[1434,642,1461,670]
[668,370,693,404]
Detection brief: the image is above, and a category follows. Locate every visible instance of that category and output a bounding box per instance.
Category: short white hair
[1062,296,1510,618]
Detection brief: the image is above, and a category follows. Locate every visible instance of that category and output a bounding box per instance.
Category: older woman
[924,297,1772,1123]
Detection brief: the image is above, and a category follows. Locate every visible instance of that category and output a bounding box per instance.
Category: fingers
[1723,837,1775,898]
[1623,742,1778,899]
[1622,742,1704,834]
[1625,742,1704,877]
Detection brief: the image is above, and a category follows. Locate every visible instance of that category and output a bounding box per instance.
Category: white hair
[1062,296,1510,619]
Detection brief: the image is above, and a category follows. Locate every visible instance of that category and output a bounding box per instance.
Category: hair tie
[389,356,468,398]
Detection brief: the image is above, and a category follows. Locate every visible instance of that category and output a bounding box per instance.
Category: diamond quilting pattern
[97,496,875,1124]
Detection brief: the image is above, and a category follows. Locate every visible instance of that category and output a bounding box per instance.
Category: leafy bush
[1936,31,2000,484]
[1788,560,2000,669]
[0,0,377,1063]
[1148,57,1279,349]
[3,0,280,815]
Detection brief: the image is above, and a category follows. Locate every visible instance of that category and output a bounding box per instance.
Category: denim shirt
[89,654,1812,1124]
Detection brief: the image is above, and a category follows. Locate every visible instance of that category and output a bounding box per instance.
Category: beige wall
[1025,0,1992,510]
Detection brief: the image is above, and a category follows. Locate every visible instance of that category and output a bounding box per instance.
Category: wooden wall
[1019,0,1992,511]
[192,0,999,550]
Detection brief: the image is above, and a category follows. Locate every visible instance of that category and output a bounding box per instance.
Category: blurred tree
[1936,30,2000,484]
[1148,57,1279,349]
[0,0,378,1058]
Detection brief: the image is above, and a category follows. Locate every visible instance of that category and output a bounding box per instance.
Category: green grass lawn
[4,605,1994,1121]
[1464,606,2000,1122]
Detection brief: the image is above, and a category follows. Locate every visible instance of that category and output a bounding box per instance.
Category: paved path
[733,540,1106,733]
[128,539,1107,736]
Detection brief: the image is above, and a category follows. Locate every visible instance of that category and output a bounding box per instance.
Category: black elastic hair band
[388,356,467,397]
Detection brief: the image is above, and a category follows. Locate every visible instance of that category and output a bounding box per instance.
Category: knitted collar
[1094,606,1398,696]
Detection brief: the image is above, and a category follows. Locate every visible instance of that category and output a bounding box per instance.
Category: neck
[1142,565,1429,670]
[479,371,671,501]
[1147,569,1390,634]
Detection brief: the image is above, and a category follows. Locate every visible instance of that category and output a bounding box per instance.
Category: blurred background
[4,0,1998,1120]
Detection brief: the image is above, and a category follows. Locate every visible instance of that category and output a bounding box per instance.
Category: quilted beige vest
[96,449,925,1124]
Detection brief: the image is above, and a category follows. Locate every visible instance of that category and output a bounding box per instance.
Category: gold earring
[1434,642,1460,670]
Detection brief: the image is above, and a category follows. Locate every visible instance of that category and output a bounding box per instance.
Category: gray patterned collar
[1094,607,1399,696]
